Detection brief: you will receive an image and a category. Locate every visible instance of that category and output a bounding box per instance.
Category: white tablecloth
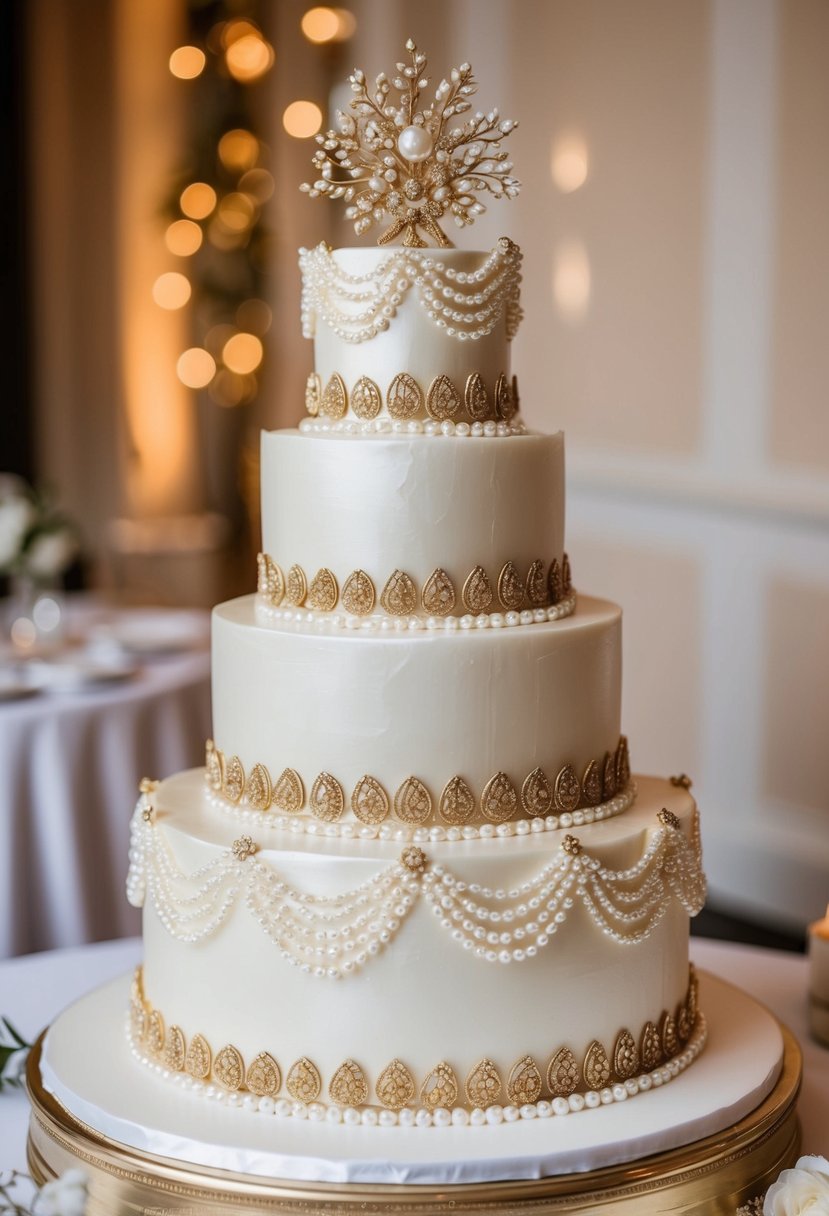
[0,938,825,1177]
[0,621,211,959]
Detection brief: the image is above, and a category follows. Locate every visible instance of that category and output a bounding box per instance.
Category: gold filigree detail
[660,1011,678,1058]
[259,554,285,606]
[546,1047,578,1097]
[507,1055,542,1105]
[511,374,520,414]
[547,558,562,605]
[286,1057,322,1102]
[387,372,422,419]
[465,372,490,421]
[688,964,699,1026]
[329,1060,368,1106]
[562,552,573,595]
[496,372,517,422]
[521,767,553,817]
[141,803,154,825]
[305,372,321,416]
[562,834,582,856]
[677,1001,691,1044]
[232,835,257,861]
[380,569,417,616]
[246,1052,281,1097]
[310,772,345,821]
[613,1030,639,1080]
[400,845,427,874]
[462,565,493,613]
[376,1059,416,1110]
[307,568,339,612]
[421,1061,458,1110]
[286,564,308,607]
[272,768,304,814]
[554,764,581,813]
[481,771,518,823]
[164,1025,185,1071]
[205,740,225,792]
[320,372,347,419]
[439,775,476,825]
[139,777,159,795]
[422,568,456,616]
[465,1059,502,1108]
[616,735,631,789]
[526,559,546,607]
[129,993,146,1044]
[214,1044,245,1091]
[497,560,525,610]
[351,775,389,825]
[342,569,376,616]
[393,776,432,825]
[582,760,602,807]
[426,374,461,421]
[670,773,693,789]
[185,1033,211,1080]
[246,763,272,811]
[603,751,618,800]
[583,1040,611,1090]
[658,808,680,829]
[224,756,245,804]
[640,1021,662,1070]
[351,375,382,420]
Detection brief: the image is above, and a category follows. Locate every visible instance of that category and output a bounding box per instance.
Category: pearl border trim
[299,417,528,438]
[128,1014,707,1130]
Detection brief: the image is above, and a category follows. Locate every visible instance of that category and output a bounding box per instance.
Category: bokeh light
[10,617,37,650]
[283,100,323,139]
[301,7,356,43]
[552,241,591,322]
[236,299,272,335]
[226,34,274,82]
[180,182,217,220]
[217,192,256,233]
[165,219,203,256]
[223,332,263,374]
[169,46,206,79]
[551,134,589,193]
[209,369,251,407]
[152,272,192,310]
[205,323,238,356]
[176,348,216,388]
[218,129,259,172]
[239,168,275,203]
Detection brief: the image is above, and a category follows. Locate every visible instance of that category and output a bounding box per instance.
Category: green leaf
[0,1018,30,1049]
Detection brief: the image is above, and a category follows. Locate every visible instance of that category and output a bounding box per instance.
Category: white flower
[32,1168,88,1216]
[764,1155,829,1216]
[24,526,77,579]
[0,495,35,568]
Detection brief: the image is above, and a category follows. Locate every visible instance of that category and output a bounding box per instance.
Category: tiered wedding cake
[125,40,707,1131]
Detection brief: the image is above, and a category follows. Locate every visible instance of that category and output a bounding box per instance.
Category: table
[0,605,211,958]
[0,938,826,1179]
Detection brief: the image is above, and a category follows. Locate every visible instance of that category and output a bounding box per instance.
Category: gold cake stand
[27,1022,801,1216]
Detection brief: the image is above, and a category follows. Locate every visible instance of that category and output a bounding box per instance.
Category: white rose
[764,1155,829,1216]
[32,1168,88,1216]
[0,496,35,568]
[25,527,78,579]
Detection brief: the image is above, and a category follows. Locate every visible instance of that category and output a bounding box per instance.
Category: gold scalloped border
[205,735,632,824]
[130,965,700,1110]
[306,370,521,424]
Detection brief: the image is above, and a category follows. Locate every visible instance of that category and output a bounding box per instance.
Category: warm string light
[300,7,356,44]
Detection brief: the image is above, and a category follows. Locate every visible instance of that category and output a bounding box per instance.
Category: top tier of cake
[300,243,522,430]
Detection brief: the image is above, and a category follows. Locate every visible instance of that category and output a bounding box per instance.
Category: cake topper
[300,39,520,248]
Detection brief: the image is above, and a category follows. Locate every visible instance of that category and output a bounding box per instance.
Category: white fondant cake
[125,238,708,1131]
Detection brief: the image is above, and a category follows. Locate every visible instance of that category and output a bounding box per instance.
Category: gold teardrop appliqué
[256,552,269,594]
[554,764,581,812]
[387,372,422,419]
[616,735,631,788]
[286,1057,322,1102]
[214,1044,245,1091]
[305,372,321,416]
[439,776,476,825]
[272,768,304,814]
[285,564,307,607]
[186,1033,212,1080]
[164,1025,186,1072]
[422,568,456,616]
[393,776,433,825]
[661,1011,679,1058]
[462,565,493,613]
[205,740,225,792]
[511,374,521,415]
[603,751,618,799]
[562,552,573,594]
[481,772,518,823]
[614,1030,639,1080]
[351,774,389,825]
[641,1021,662,1070]
[420,1061,458,1110]
[376,1059,415,1110]
[465,1058,502,1107]
[246,1051,281,1097]
[245,762,271,811]
[329,1059,368,1106]
[497,561,525,610]
[341,569,376,616]
[547,559,562,605]
[546,1047,578,1097]
[465,372,489,421]
[380,570,417,616]
[351,375,382,420]
[526,559,546,606]
[521,767,553,817]
[224,756,245,804]
[320,373,347,419]
[307,567,339,612]
[507,1055,542,1105]
[426,374,461,421]
[583,1040,611,1090]
[310,772,344,821]
[677,1001,691,1044]
[582,760,602,806]
[495,372,517,422]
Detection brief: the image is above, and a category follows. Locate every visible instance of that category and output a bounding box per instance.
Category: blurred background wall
[7,0,829,932]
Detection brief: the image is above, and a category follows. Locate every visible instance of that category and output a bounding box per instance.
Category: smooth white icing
[210,594,621,811]
[259,430,565,608]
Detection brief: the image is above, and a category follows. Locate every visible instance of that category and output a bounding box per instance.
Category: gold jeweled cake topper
[300,39,520,248]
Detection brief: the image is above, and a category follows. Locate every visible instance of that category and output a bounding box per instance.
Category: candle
[808,904,829,1047]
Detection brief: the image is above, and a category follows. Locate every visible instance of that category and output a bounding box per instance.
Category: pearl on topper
[397,124,433,162]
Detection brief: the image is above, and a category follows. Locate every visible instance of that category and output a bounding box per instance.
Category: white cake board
[38,972,781,1186]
